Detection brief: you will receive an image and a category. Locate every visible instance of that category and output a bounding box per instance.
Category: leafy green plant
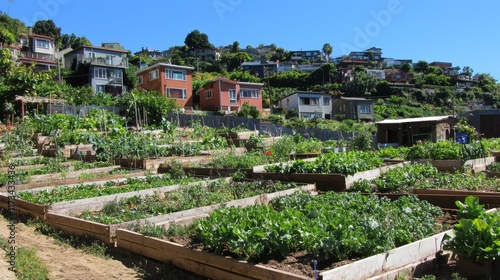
[444,196,500,263]
[194,192,442,262]
[265,150,384,176]
[487,162,500,173]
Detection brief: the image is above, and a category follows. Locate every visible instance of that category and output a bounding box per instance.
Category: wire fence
[166,112,357,142]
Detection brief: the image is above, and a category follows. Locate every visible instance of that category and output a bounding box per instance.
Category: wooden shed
[376,116,456,147]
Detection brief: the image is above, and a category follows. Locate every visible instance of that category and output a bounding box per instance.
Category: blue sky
[2,0,500,80]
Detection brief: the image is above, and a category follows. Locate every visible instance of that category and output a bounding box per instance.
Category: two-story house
[241,60,278,78]
[190,48,221,62]
[199,77,263,113]
[332,97,375,121]
[278,91,333,119]
[384,69,414,84]
[290,50,323,61]
[64,45,129,95]
[136,63,194,108]
[0,27,58,72]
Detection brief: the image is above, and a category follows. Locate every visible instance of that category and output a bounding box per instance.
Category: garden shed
[376,116,456,147]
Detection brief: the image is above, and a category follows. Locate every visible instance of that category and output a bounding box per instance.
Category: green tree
[462,66,474,78]
[342,71,378,97]
[237,102,259,118]
[33,19,61,46]
[0,13,26,42]
[322,43,333,62]
[184,30,212,50]
[0,29,15,45]
[476,73,498,93]
[70,36,91,49]
[400,62,412,73]
[414,60,429,73]
[230,41,240,53]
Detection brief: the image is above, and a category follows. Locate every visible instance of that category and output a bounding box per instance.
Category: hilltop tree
[0,13,26,42]
[414,60,429,73]
[184,30,212,51]
[33,19,61,46]
[69,36,91,49]
[400,62,412,73]
[476,73,498,92]
[462,66,473,78]
[342,70,378,97]
[230,41,240,53]
[322,43,333,62]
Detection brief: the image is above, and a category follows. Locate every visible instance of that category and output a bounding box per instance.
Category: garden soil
[0,215,141,280]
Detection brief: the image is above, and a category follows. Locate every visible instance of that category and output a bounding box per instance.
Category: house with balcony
[136,63,194,108]
[277,91,333,119]
[290,50,323,61]
[384,69,414,84]
[450,73,477,88]
[0,28,58,72]
[241,60,278,78]
[332,97,375,121]
[190,48,221,62]
[64,45,129,95]
[349,47,383,61]
[199,77,263,113]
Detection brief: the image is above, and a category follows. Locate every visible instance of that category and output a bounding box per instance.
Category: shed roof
[376,116,453,124]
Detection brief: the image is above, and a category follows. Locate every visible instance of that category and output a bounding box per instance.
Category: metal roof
[376,116,453,124]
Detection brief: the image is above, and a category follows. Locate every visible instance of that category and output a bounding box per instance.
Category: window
[166,88,187,99]
[36,39,49,49]
[166,69,186,81]
[96,85,105,93]
[240,88,259,98]
[229,89,237,104]
[300,97,319,105]
[323,97,330,106]
[94,68,107,79]
[138,76,143,85]
[359,105,371,114]
[149,69,159,81]
[205,90,212,99]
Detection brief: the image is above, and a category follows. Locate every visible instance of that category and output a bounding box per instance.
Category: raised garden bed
[113,155,211,170]
[417,156,495,173]
[252,152,405,191]
[115,192,450,280]
[0,174,199,221]
[45,179,307,245]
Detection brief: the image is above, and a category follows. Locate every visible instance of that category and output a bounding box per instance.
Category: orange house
[199,77,264,113]
[136,63,194,108]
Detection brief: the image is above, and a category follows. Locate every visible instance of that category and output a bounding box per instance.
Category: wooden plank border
[116,229,308,280]
[119,184,316,229]
[320,230,452,280]
[45,212,117,245]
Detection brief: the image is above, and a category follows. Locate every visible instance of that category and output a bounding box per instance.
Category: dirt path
[0,215,142,280]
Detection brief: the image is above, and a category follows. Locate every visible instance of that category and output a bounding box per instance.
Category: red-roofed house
[199,77,264,113]
[0,27,58,72]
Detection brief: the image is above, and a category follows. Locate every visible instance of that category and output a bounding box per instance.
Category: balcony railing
[18,51,57,62]
[83,56,128,68]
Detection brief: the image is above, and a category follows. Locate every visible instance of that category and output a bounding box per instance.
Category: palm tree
[322,43,333,62]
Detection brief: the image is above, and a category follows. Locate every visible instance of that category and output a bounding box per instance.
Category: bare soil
[0,214,206,280]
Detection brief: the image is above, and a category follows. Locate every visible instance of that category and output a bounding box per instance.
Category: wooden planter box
[115,206,452,280]
[12,168,143,192]
[118,184,316,229]
[0,172,154,221]
[157,165,253,178]
[27,165,120,183]
[379,189,500,209]
[116,229,308,280]
[417,157,495,173]
[252,162,405,192]
[486,171,500,178]
[114,156,211,170]
[46,179,229,244]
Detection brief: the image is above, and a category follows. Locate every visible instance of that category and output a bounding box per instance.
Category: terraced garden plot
[77,180,303,225]
[118,191,452,279]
